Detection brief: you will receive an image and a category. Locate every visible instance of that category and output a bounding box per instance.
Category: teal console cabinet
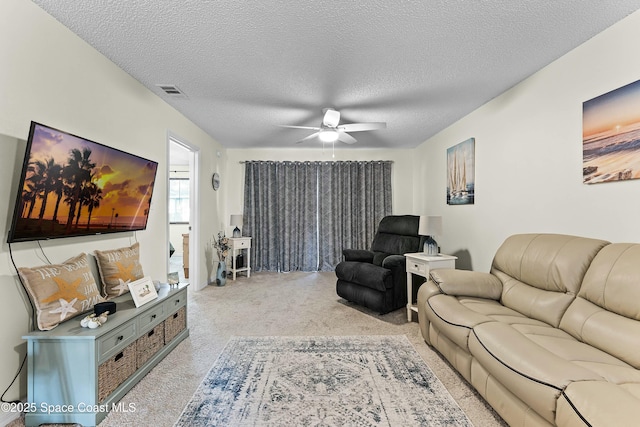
[22,284,189,427]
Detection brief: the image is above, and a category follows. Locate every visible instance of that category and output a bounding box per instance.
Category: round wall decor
[212,172,220,190]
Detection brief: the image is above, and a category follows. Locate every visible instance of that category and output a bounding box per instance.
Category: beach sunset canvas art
[8,122,158,242]
[583,79,640,184]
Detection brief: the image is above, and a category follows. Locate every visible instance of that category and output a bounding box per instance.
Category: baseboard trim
[0,410,20,427]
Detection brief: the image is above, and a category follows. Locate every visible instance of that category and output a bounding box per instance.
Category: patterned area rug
[175,335,472,426]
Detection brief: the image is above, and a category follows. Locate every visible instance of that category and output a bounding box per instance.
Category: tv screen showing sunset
[8,122,158,242]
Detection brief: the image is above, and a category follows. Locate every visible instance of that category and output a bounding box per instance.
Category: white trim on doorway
[167,132,203,290]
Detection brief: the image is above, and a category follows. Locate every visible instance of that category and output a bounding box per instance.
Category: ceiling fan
[279,108,386,144]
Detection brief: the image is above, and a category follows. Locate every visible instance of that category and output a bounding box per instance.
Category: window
[169,178,189,223]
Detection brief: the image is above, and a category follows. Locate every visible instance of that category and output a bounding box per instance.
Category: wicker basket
[98,342,136,402]
[136,323,165,368]
[164,306,186,344]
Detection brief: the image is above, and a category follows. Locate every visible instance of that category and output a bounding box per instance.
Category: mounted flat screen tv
[8,122,159,243]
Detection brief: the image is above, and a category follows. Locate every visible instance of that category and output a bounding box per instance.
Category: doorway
[168,134,201,289]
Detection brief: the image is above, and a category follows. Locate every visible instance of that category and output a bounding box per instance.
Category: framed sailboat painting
[447,138,475,205]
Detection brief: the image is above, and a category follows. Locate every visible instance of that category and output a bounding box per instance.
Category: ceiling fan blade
[295,132,320,144]
[279,125,321,130]
[338,131,357,144]
[338,122,386,132]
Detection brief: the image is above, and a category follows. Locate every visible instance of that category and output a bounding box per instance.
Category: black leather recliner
[335,215,423,314]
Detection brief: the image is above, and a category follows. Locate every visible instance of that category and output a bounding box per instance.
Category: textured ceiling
[31,1,640,149]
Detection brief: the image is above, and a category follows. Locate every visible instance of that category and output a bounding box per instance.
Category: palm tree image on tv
[10,123,158,242]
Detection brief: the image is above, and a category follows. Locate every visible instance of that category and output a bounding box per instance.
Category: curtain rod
[238,160,393,164]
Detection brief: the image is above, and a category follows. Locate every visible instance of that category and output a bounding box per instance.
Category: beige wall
[414,9,640,272]
[0,0,224,406]
[225,148,416,236]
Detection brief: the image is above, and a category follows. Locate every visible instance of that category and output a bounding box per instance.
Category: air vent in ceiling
[156,84,187,98]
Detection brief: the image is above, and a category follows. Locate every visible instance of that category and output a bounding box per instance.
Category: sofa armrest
[429,269,502,300]
[381,254,405,270]
[342,249,374,263]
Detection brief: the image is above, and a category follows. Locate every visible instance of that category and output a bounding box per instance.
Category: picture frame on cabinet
[128,276,158,307]
[168,272,180,285]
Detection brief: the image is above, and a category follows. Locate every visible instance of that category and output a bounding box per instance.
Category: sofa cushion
[370,215,420,255]
[557,381,640,427]
[425,295,500,350]
[560,243,640,369]
[469,321,604,424]
[371,234,419,257]
[491,234,609,327]
[576,243,640,320]
[376,214,419,236]
[372,251,389,266]
[335,261,391,291]
[427,293,562,353]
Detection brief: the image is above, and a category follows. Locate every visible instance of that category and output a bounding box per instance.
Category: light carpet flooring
[10,271,506,427]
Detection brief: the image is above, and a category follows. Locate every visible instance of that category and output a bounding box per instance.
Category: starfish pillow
[94,243,145,299]
[18,253,104,330]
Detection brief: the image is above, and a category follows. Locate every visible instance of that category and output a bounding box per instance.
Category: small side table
[229,237,251,280]
[405,253,457,322]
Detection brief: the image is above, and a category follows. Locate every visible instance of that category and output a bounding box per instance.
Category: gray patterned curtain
[277,162,319,271]
[243,162,280,271]
[243,161,318,272]
[318,161,392,271]
[243,160,392,272]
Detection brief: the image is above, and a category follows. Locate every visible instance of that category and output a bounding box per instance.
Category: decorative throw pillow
[18,253,104,331]
[94,243,144,299]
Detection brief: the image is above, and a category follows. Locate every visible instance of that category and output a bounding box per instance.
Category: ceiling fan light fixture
[322,109,341,127]
[319,129,339,143]
[280,108,385,146]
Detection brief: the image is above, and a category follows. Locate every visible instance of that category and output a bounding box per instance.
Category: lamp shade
[230,215,243,227]
[418,216,442,236]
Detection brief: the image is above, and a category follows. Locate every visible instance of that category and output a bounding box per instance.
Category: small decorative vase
[216,261,227,286]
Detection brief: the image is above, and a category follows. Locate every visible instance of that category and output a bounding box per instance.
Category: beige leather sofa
[417,234,640,427]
